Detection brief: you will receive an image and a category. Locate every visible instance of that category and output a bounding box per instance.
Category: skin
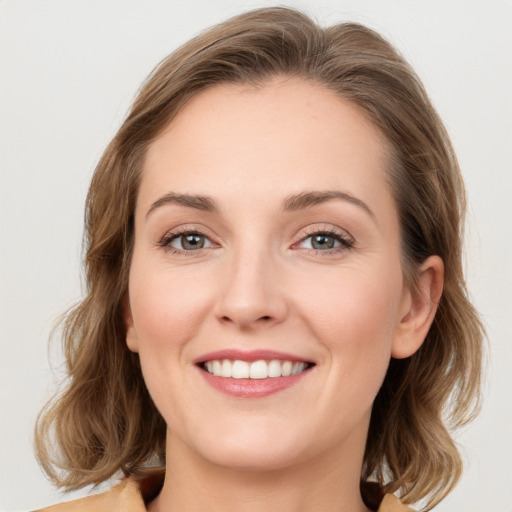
[125,77,443,512]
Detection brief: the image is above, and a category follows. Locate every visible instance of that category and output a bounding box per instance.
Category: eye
[160,231,214,252]
[294,228,353,254]
[301,233,341,250]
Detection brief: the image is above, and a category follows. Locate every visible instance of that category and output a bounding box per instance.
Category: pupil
[182,234,204,250]
[312,235,334,250]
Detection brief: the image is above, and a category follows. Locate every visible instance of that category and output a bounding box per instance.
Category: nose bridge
[216,238,287,328]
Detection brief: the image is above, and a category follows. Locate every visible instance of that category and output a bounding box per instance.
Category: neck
[148,430,371,512]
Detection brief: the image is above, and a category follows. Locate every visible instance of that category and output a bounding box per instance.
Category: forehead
[139,78,393,215]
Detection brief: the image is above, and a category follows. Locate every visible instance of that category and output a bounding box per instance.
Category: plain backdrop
[1,1,511,510]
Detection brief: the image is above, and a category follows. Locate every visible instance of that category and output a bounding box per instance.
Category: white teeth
[249,360,268,379]
[281,361,292,377]
[204,359,310,379]
[268,359,282,377]
[292,362,306,375]
[221,359,232,378]
[232,360,250,379]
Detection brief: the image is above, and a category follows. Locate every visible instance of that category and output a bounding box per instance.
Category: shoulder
[33,468,164,512]
[33,479,146,512]
[378,494,415,512]
[33,479,144,512]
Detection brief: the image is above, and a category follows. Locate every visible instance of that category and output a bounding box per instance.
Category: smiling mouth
[200,359,315,379]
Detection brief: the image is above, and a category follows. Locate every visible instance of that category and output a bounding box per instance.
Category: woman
[34,7,483,511]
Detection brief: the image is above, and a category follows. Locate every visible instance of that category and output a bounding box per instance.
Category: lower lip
[198,367,312,398]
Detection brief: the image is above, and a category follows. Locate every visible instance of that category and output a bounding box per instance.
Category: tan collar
[34,478,145,511]
[35,469,412,512]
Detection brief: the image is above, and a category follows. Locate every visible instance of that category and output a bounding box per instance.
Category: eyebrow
[283,190,375,219]
[146,189,375,220]
[146,192,219,217]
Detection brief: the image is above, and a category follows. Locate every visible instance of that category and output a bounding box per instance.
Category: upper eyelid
[156,222,354,247]
[159,224,218,242]
[297,224,354,241]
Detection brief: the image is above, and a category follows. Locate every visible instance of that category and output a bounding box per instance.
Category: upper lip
[194,349,314,365]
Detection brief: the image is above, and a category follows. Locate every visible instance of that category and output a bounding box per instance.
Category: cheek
[294,261,403,375]
[129,263,214,349]
[127,263,215,426]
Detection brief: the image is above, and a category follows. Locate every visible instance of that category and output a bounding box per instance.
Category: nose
[214,249,288,331]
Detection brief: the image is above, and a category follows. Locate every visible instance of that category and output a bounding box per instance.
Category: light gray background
[1,1,511,510]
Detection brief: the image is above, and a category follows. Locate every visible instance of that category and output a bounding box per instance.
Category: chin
[203,443,304,473]
[184,421,312,472]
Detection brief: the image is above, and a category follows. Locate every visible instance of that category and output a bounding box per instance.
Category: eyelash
[157,226,354,256]
[158,228,215,257]
[293,227,354,255]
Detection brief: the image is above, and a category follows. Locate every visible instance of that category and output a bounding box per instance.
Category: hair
[35,7,484,510]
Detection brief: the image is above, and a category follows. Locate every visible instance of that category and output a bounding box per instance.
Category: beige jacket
[35,472,412,512]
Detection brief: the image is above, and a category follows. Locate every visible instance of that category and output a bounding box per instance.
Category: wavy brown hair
[35,7,484,510]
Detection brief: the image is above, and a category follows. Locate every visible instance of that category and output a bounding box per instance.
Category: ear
[392,255,444,359]
[123,295,139,353]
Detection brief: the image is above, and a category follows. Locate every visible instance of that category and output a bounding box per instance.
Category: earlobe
[123,296,139,353]
[391,255,444,359]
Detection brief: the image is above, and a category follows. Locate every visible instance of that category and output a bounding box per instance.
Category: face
[126,78,420,473]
